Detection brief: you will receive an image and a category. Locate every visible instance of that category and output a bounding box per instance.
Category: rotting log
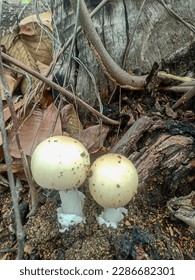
[111,116,195,208]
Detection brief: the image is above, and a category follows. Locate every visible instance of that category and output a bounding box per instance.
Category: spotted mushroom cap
[88,153,138,208]
[31,136,90,190]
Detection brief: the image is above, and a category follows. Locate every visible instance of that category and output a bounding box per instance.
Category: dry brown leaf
[0,75,17,100]
[90,146,108,163]
[60,104,83,135]
[19,12,52,31]
[73,125,109,153]
[0,158,26,180]
[8,103,62,158]
[3,99,25,124]
[19,23,52,66]
[1,31,18,51]
[36,60,49,75]
[19,12,52,65]
[0,99,26,146]
[0,160,23,173]
[5,37,40,95]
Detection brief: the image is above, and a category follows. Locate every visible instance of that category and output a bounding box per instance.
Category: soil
[0,2,195,260]
[0,174,195,260]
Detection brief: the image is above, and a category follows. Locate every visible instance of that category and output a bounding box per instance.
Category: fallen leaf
[19,12,52,31]
[19,23,52,66]
[0,75,17,100]
[9,103,62,158]
[73,125,109,153]
[61,104,83,135]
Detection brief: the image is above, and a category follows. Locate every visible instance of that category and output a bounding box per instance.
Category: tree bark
[52,0,195,105]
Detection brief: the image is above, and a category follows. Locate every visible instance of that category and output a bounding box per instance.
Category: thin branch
[1,51,119,125]
[172,86,195,110]
[0,1,25,260]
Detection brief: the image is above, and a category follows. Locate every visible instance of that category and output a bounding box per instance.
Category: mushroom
[88,153,138,228]
[30,135,90,232]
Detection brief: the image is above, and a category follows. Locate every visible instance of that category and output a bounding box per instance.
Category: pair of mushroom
[31,136,138,232]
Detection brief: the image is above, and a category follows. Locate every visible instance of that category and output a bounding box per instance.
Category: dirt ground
[0,173,195,260]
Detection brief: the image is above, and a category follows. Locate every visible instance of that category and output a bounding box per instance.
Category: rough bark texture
[112,116,195,207]
[52,0,195,105]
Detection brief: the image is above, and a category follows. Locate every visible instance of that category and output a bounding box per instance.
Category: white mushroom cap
[31,136,90,191]
[88,153,138,208]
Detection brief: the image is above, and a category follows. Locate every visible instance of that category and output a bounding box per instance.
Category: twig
[172,86,195,110]
[1,51,119,125]
[0,2,25,260]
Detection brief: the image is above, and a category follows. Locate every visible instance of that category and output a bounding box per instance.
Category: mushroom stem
[59,189,85,217]
[97,207,128,229]
[57,189,86,232]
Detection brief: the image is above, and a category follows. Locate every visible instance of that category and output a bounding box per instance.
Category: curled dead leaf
[19,12,52,31]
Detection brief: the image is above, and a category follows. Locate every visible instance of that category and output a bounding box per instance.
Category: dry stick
[172,86,195,110]
[0,1,25,260]
[1,52,119,125]
[0,64,38,218]
[0,73,25,260]
[70,0,147,90]
[0,48,24,259]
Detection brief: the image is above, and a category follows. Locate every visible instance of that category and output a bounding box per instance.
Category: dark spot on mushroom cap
[117,184,120,188]
[118,161,121,163]
[117,155,122,159]
[54,140,58,142]
[80,151,86,157]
